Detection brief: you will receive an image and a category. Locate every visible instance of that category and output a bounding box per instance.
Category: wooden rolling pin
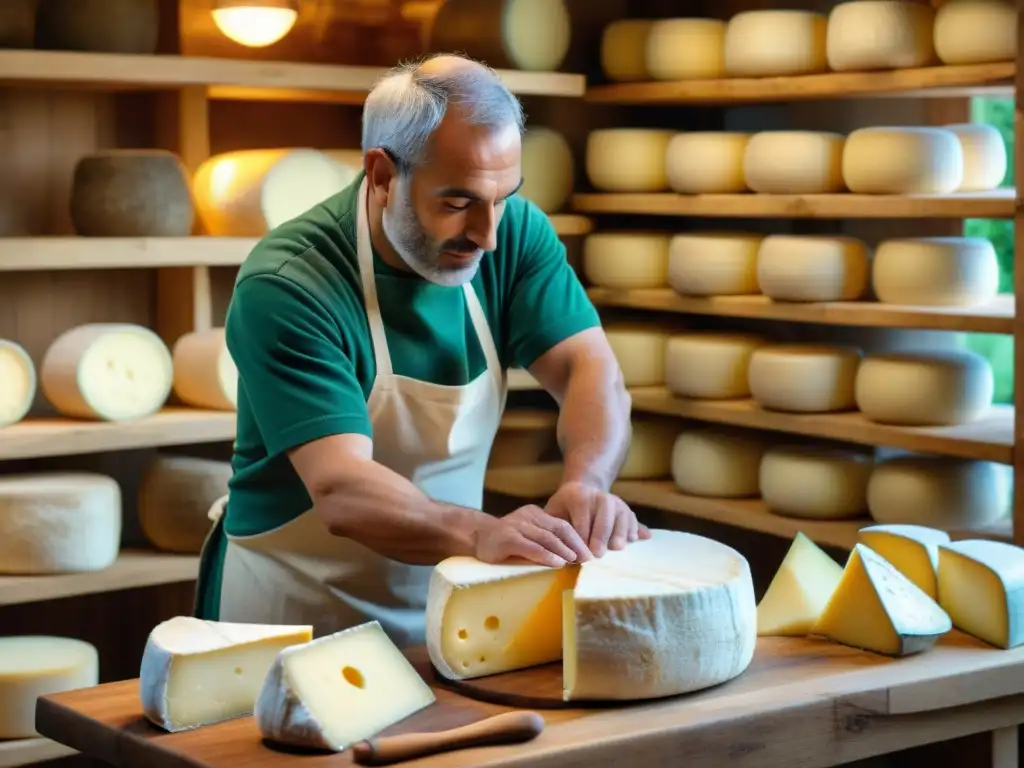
[351,710,545,765]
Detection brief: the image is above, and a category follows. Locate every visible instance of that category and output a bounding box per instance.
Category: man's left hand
[544,481,651,558]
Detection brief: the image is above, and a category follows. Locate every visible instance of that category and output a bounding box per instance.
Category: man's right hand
[475,504,593,567]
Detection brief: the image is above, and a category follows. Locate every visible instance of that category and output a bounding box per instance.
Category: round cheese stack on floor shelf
[668,232,763,296]
[665,132,750,194]
[671,427,769,498]
[426,529,757,701]
[617,418,681,479]
[748,344,861,413]
[0,636,99,738]
[519,126,574,213]
[0,339,36,427]
[872,237,999,306]
[171,328,237,411]
[756,235,869,302]
[40,322,173,421]
[743,131,846,194]
[0,472,121,574]
[942,123,1007,192]
[585,129,673,192]
[825,0,936,71]
[723,10,828,76]
[138,455,232,554]
[760,445,873,520]
[600,19,654,81]
[933,0,1016,65]
[842,127,964,194]
[665,332,764,399]
[645,18,726,80]
[582,231,670,289]
[937,539,1024,649]
[604,323,673,387]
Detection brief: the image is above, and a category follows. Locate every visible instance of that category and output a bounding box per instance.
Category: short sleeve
[225,273,371,458]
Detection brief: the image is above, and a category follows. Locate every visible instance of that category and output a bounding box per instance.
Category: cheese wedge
[938,539,1024,649]
[858,524,951,600]
[757,532,844,636]
[812,544,952,656]
[140,616,313,732]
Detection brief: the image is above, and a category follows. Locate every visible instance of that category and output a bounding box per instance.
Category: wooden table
[35,634,1024,768]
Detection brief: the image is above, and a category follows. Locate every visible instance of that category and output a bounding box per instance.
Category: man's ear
[364,148,396,206]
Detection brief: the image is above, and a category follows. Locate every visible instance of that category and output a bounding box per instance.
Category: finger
[532,514,593,562]
[638,522,653,539]
[505,534,568,568]
[588,495,617,557]
[522,523,582,564]
[622,501,640,542]
[608,507,632,551]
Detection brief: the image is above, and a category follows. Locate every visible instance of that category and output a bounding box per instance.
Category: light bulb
[212,5,298,48]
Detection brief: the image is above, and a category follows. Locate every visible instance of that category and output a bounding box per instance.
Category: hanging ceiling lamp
[212,0,299,48]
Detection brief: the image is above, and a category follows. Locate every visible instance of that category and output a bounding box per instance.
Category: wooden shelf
[585,61,1015,105]
[508,368,541,391]
[0,237,258,271]
[500,409,556,430]
[572,191,1016,219]
[588,289,1015,335]
[629,387,1014,465]
[0,737,75,768]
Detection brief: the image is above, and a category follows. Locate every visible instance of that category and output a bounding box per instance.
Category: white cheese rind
[933,0,1016,65]
[743,132,846,194]
[842,127,964,194]
[872,237,999,307]
[937,539,1024,649]
[138,455,232,554]
[825,1,936,71]
[723,10,828,76]
[756,235,869,302]
[171,328,237,411]
[0,338,36,427]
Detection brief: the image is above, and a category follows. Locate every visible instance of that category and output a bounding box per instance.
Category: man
[194,52,646,647]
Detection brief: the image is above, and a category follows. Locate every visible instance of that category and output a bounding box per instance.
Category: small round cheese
[172,328,237,411]
[671,427,768,498]
[942,123,1007,192]
[743,132,846,194]
[138,455,232,554]
[723,10,828,76]
[756,235,869,302]
[666,132,750,194]
[586,129,673,192]
[854,349,994,426]
[605,323,672,387]
[665,333,765,399]
[760,445,873,519]
[583,232,670,289]
[872,237,1000,307]
[668,232,763,296]
[646,18,726,81]
[825,1,936,71]
[520,126,575,213]
[600,19,653,82]
[842,127,964,195]
[748,345,861,413]
[934,0,1016,65]
[0,339,36,428]
[323,149,363,188]
[618,418,682,480]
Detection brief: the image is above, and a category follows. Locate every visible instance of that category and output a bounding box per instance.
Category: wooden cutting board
[434,662,590,709]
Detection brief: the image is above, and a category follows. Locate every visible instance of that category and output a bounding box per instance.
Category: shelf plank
[629,387,1014,465]
[0,737,75,768]
[585,61,1015,105]
[588,289,1015,335]
[0,237,258,271]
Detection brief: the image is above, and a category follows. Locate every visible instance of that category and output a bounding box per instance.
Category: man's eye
[444,200,472,211]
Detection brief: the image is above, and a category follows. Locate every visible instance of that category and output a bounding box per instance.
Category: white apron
[206,178,507,647]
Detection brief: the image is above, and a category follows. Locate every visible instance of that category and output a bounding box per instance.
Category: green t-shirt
[194,173,599,619]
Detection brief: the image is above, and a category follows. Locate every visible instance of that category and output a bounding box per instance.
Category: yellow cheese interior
[859,531,938,598]
[938,548,1008,648]
[756,532,843,636]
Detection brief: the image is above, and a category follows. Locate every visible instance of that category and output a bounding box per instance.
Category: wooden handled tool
[351,710,545,766]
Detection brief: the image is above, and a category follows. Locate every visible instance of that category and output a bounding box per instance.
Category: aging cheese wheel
[41,323,174,421]
[825,1,936,71]
[138,455,232,554]
[842,127,964,194]
[671,427,768,498]
[872,237,999,306]
[854,349,994,426]
[743,132,846,194]
[665,133,750,194]
[600,19,653,81]
[760,445,873,519]
[604,323,672,387]
[35,0,158,54]
[519,127,574,213]
[172,328,238,411]
[582,232,670,289]
[0,339,35,427]
[0,472,121,574]
[665,333,764,399]
[748,345,861,413]
[645,19,726,81]
[934,0,1016,65]
[723,10,828,76]
[618,418,681,480]
[756,235,869,302]
[942,123,1007,192]
[322,149,363,188]
[585,129,673,192]
[668,232,763,296]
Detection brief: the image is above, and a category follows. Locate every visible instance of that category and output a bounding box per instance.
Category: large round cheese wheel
[748,345,861,413]
[854,349,994,426]
[867,454,1011,528]
[872,237,999,306]
[723,10,828,76]
[600,19,653,81]
[665,333,764,399]
[666,132,750,194]
[583,232,670,289]
[586,129,673,192]
[604,323,672,387]
[671,427,768,498]
[842,127,963,194]
[171,328,237,411]
[0,339,35,428]
[942,123,1007,192]
[743,132,846,194]
[322,149,363,188]
[760,445,873,519]
[756,235,869,302]
[668,233,763,296]
[618,418,681,479]
[520,126,574,213]
[646,18,726,80]
[138,455,231,554]
[934,0,1015,65]
[825,1,936,71]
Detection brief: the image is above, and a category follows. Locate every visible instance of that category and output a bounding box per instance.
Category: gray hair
[361,53,526,173]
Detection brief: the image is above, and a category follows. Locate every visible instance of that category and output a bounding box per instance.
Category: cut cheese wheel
[665,132,750,194]
[757,532,844,636]
[0,339,35,427]
[854,349,993,425]
[812,543,952,656]
[723,10,828,76]
[842,127,963,194]
[664,332,764,399]
[618,418,680,480]
[743,132,846,194]
[645,18,726,81]
[585,129,673,192]
[0,472,121,574]
[937,539,1024,649]
[604,323,672,387]
[519,126,574,213]
[193,149,351,236]
[872,237,999,306]
[825,1,936,71]
[600,19,653,81]
[668,232,763,296]
[172,328,237,411]
[858,524,951,600]
[756,235,869,302]
[40,322,173,421]
[582,231,670,289]
[943,123,1007,192]
[760,445,873,519]
[748,345,861,413]
[671,427,768,498]
[322,149,363,188]
[427,528,756,701]
[0,636,99,738]
[138,455,232,554]
[867,455,1011,528]
[934,0,1016,65]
